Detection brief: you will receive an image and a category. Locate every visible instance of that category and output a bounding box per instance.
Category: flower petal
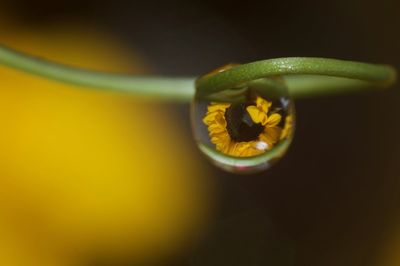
[256,97,271,113]
[246,106,267,125]
[259,126,282,147]
[207,103,230,113]
[265,113,282,127]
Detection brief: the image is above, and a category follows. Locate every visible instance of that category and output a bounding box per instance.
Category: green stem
[196,58,397,98]
[0,45,195,101]
[0,45,396,101]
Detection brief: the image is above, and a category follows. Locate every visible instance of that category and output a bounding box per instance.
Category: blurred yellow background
[0,10,211,266]
[1,1,400,265]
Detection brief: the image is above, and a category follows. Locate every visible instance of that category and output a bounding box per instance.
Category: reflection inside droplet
[191,64,295,174]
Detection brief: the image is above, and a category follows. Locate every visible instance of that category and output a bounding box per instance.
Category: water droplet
[191,64,295,174]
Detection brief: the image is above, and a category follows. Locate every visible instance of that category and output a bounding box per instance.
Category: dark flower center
[225,103,264,142]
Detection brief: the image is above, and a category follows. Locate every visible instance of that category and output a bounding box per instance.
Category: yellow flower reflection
[203,96,282,157]
[280,113,294,140]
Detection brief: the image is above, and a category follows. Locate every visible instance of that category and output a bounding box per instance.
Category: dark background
[4,0,400,265]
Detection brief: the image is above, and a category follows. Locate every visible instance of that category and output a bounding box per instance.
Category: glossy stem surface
[196,58,396,98]
[0,45,194,101]
[0,45,396,101]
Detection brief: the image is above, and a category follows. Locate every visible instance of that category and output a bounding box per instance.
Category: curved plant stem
[0,45,397,101]
[196,58,397,98]
[0,45,194,101]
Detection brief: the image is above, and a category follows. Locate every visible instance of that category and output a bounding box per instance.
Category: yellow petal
[207,103,230,113]
[260,126,282,147]
[217,140,231,153]
[246,106,267,124]
[235,142,250,155]
[214,113,227,127]
[202,113,216,125]
[265,113,282,127]
[280,115,293,140]
[204,112,227,129]
[210,131,229,141]
[220,141,234,154]
[256,97,271,113]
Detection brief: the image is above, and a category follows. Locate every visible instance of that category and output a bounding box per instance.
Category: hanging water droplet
[191,64,295,174]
